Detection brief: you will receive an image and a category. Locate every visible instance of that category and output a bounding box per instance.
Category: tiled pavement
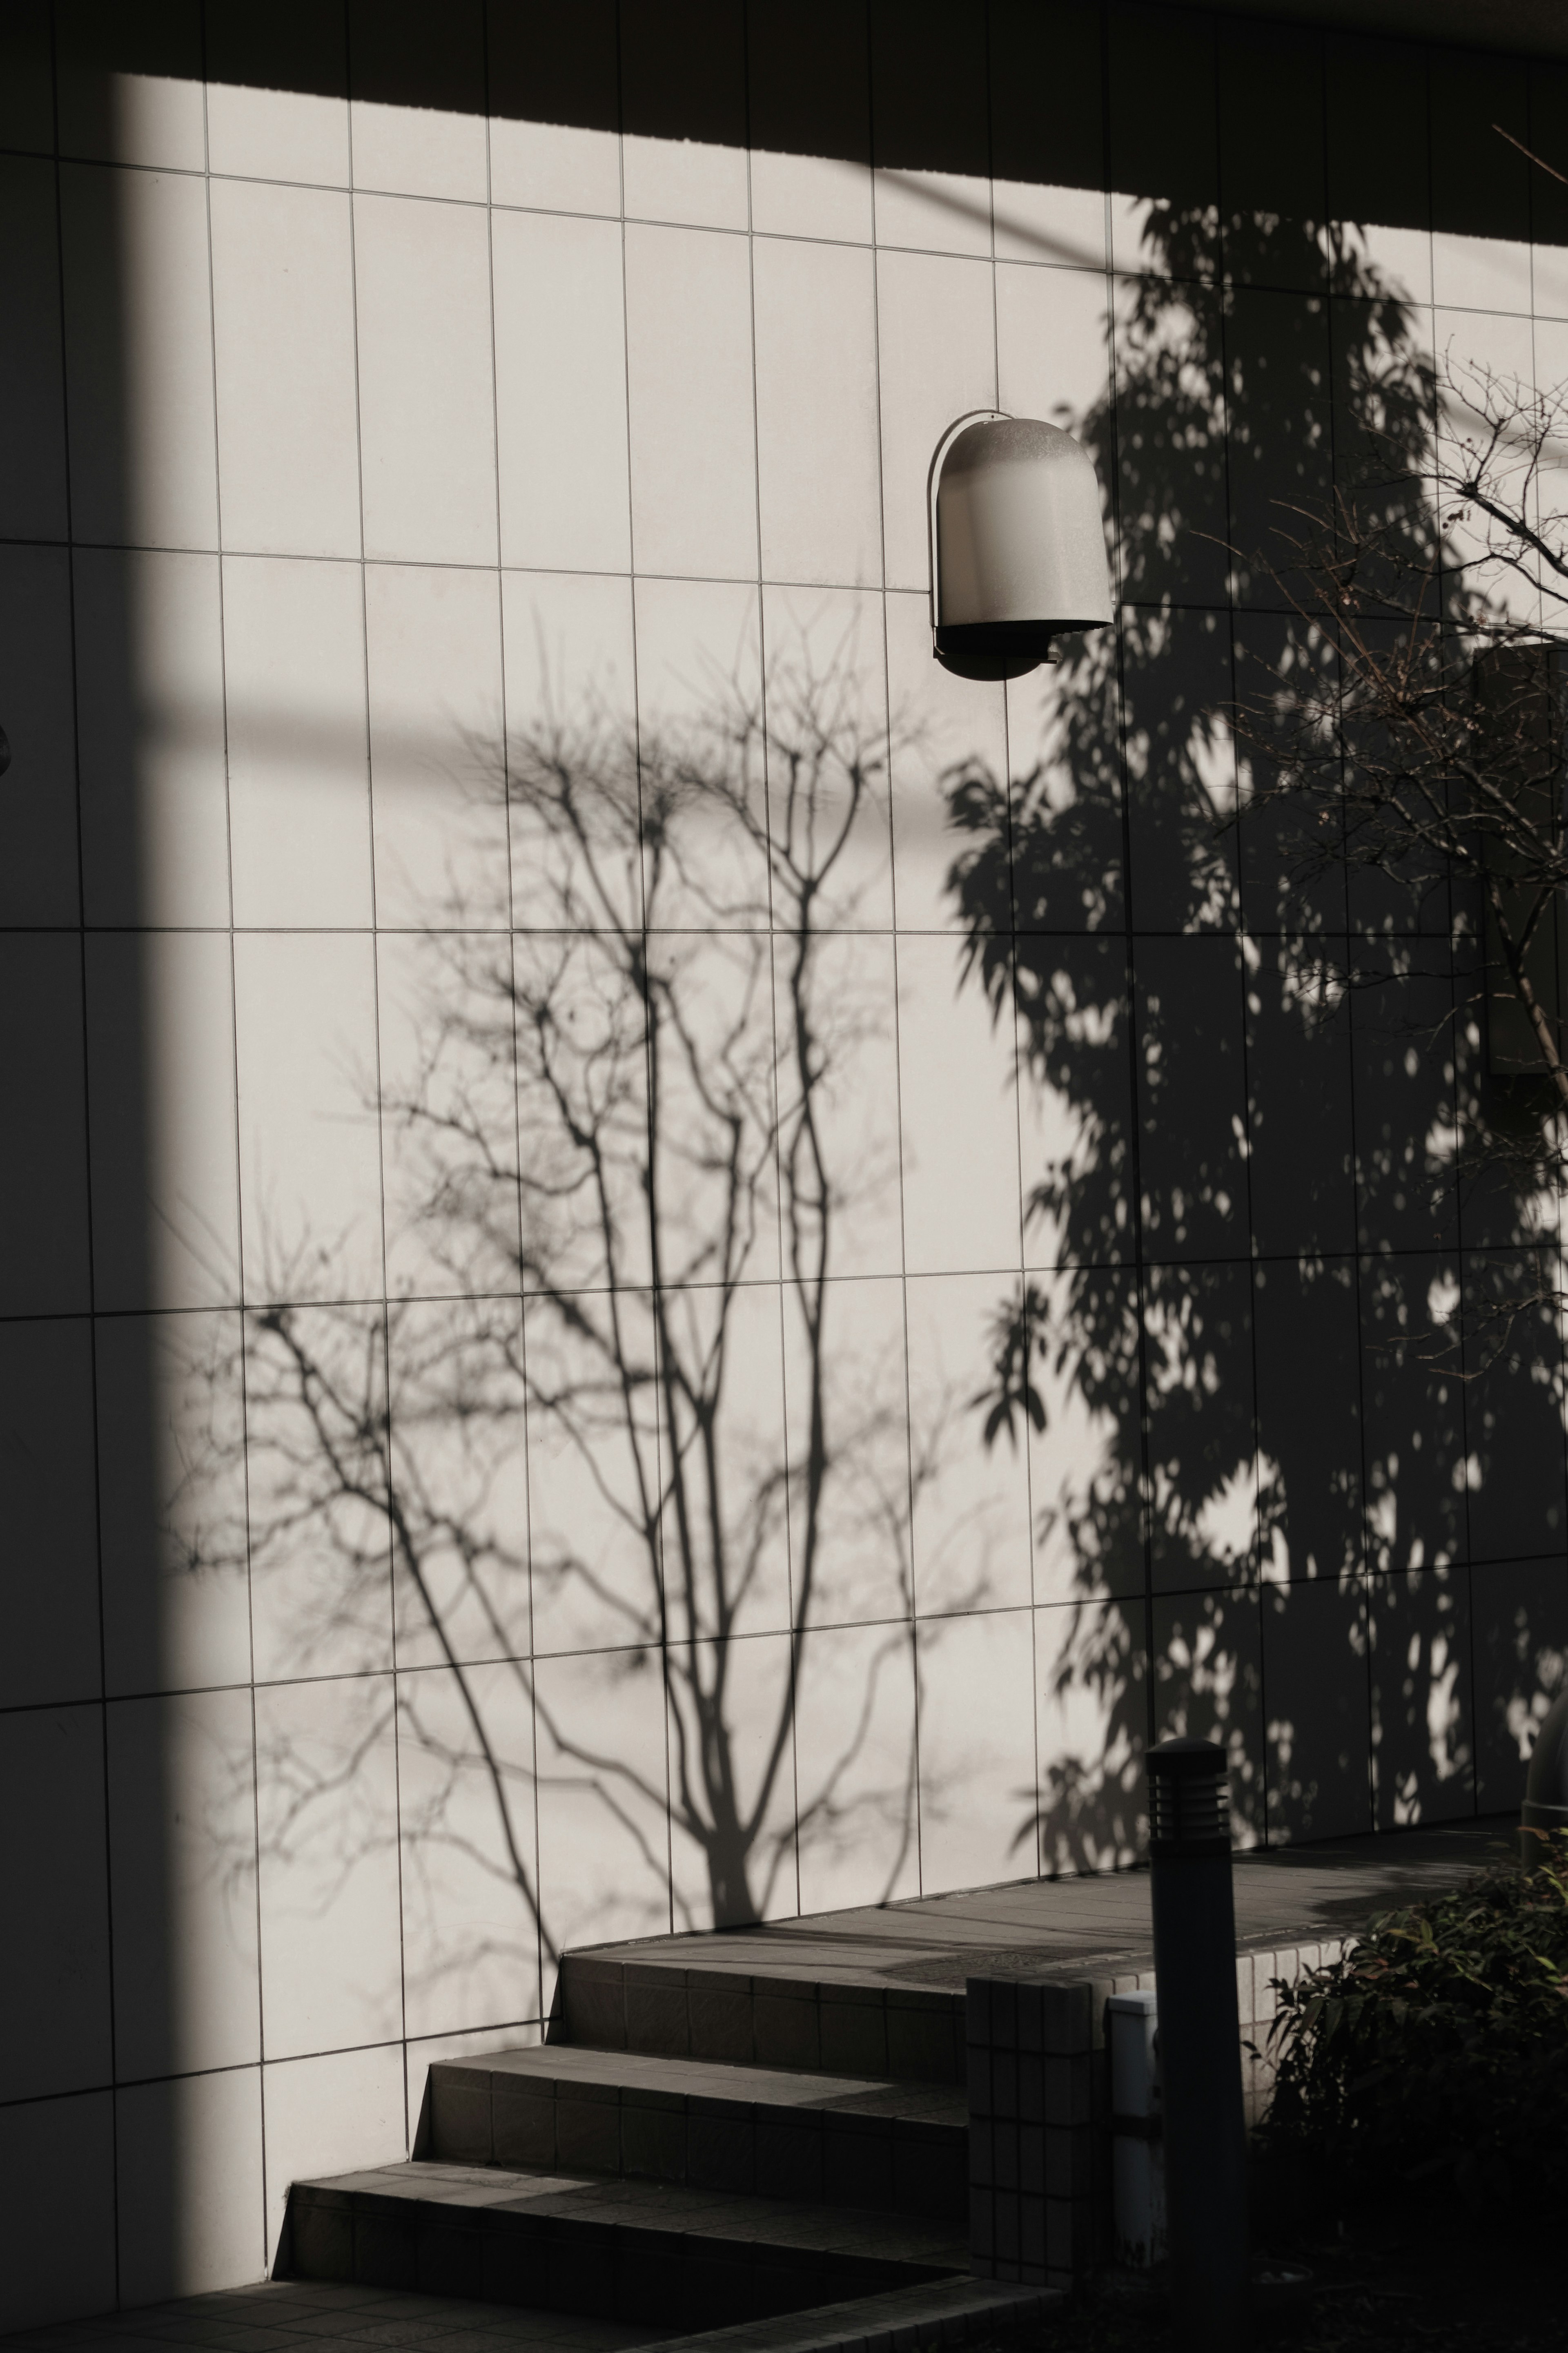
[572,1814,1517,1995]
[0,2279,657,2353]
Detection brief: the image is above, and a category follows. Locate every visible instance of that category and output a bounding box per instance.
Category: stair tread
[439,2044,964,2126]
[299,2161,969,2269]
[648,2275,1061,2352]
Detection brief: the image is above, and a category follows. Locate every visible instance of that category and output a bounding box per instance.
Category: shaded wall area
[3,0,1568,2328]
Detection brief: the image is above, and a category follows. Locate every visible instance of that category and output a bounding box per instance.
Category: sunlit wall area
[3,0,1568,2325]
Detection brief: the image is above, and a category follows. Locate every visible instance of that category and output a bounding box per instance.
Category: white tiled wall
[4,0,1568,2326]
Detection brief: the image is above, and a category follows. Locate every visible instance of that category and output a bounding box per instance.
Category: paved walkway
[579,1813,1519,1990]
[0,2280,659,2353]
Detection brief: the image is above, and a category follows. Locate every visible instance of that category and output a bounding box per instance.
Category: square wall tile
[1350,948,1457,1250]
[56,3,205,170]
[494,209,631,576]
[869,0,989,259]
[634,577,765,922]
[784,1275,911,1626]
[488,0,621,216]
[256,1672,404,2059]
[116,2066,265,2306]
[898,932,1022,1278]
[1360,1255,1468,1575]
[1107,3,1218,279]
[0,932,91,1318]
[377,929,521,1299]
[386,1296,531,1670]
[1027,1265,1144,1608]
[225,555,372,930]
[620,0,748,232]
[0,546,80,928]
[1153,1584,1265,1844]
[875,248,997,593]
[885,588,1007,935]
[502,572,641,928]
[659,1280,792,1638]
[1471,1556,1568,1813]
[108,1686,261,2079]
[996,262,1112,437]
[1036,1596,1147,1873]
[1263,1576,1371,1844]
[1135,935,1248,1264]
[211,180,361,560]
[243,1299,398,1685]
[625,221,758,580]
[1369,1564,1474,1827]
[366,563,507,928]
[262,2042,407,2264]
[0,4,54,158]
[0,1704,112,2100]
[74,547,229,930]
[85,929,241,1314]
[906,1272,1033,1617]
[347,0,488,202]
[668,1630,798,1927]
[990,0,1105,271]
[205,0,350,185]
[533,1645,672,1999]
[0,1319,100,1708]
[916,1607,1038,1896]
[1111,287,1229,607]
[754,236,882,589]
[795,1621,920,1913]
[1216,18,1326,293]
[1246,943,1355,1261]
[233,930,384,1306]
[60,161,218,552]
[1015,937,1134,1271]
[354,192,498,566]
[1254,1256,1363,1586]
[1463,1255,1568,1564]
[0,2092,116,2335]
[0,156,69,542]
[763,584,893,925]
[748,0,873,245]
[510,932,652,1291]
[1143,1259,1258,1595]
[777,929,902,1281]
[524,1287,663,1656]
[97,1309,252,1698]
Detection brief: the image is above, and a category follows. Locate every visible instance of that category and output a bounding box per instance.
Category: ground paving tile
[0,2286,654,2353]
[571,1815,1514,1993]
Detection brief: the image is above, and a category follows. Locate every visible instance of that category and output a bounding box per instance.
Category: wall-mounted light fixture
[928,412,1113,681]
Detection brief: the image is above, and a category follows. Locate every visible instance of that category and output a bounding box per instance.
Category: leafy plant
[1258,1837,1568,2210]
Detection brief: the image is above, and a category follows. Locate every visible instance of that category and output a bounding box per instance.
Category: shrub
[1258,1836,1568,2212]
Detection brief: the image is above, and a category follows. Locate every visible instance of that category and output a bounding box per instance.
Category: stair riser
[556,1959,965,2085]
[428,2065,966,2220]
[282,2187,955,2332]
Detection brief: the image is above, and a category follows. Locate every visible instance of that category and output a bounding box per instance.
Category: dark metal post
[1147,1737,1249,2351]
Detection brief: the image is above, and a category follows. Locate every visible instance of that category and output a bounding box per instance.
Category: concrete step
[282,2160,968,2335]
[648,2275,1062,2351]
[424,2044,967,2222]
[555,1953,966,2087]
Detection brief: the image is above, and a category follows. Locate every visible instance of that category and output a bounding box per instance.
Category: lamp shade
[930,413,1114,681]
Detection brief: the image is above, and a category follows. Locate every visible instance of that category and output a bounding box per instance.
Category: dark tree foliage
[1260,1838,1568,2212]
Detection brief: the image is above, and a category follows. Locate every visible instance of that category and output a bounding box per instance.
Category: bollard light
[1147,1738,1250,2352]
[1521,1684,1568,1868]
[928,412,1114,681]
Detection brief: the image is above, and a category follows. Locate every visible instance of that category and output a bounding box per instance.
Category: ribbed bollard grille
[1149,1763,1230,1851]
